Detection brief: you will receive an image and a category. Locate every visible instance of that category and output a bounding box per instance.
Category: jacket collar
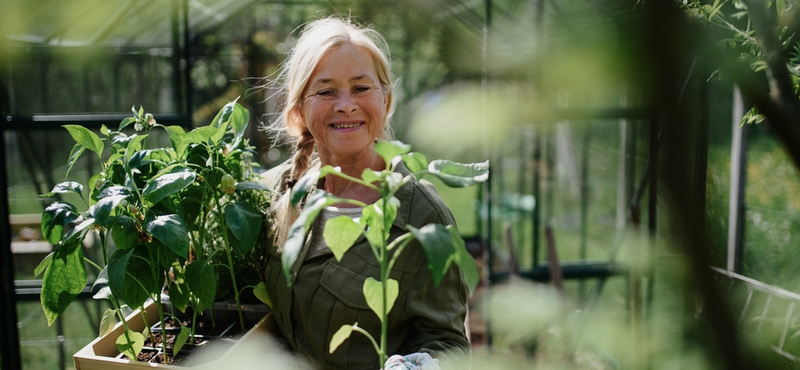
[304,156,415,231]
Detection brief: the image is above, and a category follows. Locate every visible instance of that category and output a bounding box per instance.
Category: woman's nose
[334,92,357,114]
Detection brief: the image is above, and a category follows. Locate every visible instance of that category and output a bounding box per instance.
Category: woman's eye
[317,90,335,97]
[354,86,371,93]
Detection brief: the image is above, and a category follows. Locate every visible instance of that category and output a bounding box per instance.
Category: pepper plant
[284,140,488,365]
[36,99,273,362]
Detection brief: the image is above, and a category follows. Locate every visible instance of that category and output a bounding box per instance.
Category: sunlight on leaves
[116,330,145,360]
[323,216,363,261]
[363,278,399,321]
[329,324,354,354]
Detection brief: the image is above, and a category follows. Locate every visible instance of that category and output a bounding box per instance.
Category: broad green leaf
[408,224,457,287]
[99,308,117,336]
[224,202,262,254]
[34,252,54,277]
[253,281,272,307]
[93,265,109,291]
[41,239,86,326]
[360,204,384,248]
[363,277,399,321]
[91,194,128,227]
[111,215,139,250]
[168,261,189,312]
[64,125,104,157]
[123,134,148,165]
[162,125,187,158]
[361,169,381,185]
[386,173,404,190]
[111,134,134,152]
[210,120,229,145]
[383,197,399,238]
[100,124,109,136]
[168,281,190,313]
[211,97,240,128]
[291,169,321,206]
[228,102,250,149]
[40,181,84,199]
[173,324,191,356]
[127,149,156,170]
[93,286,112,300]
[778,0,786,16]
[450,227,479,295]
[98,185,132,198]
[142,168,196,205]
[165,125,216,159]
[427,160,489,187]
[236,181,278,193]
[146,214,189,258]
[119,116,136,130]
[319,165,342,177]
[60,218,95,247]
[323,216,362,261]
[186,260,217,312]
[184,126,217,145]
[116,330,145,360]
[329,324,354,354]
[283,191,347,282]
[65,143,85,180]
[108,247,157,309]
[401,152,428,174]
[374,141,411,166]
[42,202,80,244]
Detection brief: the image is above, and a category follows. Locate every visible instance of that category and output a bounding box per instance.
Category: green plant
[284,140,488,365]
[35,99,273,363]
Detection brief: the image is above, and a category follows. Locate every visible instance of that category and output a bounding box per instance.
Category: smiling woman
[259,17,476,370]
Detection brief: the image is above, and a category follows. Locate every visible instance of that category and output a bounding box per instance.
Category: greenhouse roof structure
[2,0,255,47]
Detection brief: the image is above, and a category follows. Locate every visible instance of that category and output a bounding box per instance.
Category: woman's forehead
[308,44,379,84]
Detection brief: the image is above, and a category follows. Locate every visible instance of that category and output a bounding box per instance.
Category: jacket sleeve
[402,180,471,361]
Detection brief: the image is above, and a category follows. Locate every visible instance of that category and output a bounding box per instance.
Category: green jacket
[259,156,469,370]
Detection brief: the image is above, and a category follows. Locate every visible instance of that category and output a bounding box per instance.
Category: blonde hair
[268,16,396,247]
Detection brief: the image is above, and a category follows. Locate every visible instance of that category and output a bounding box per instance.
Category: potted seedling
[36,99,274,366]
[284,140,488,365]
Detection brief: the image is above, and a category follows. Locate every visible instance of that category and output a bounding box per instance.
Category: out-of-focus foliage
[681,0,800,125]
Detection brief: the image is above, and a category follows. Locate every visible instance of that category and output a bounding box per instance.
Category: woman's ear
[384,90,392,115]
[286,108,305,137]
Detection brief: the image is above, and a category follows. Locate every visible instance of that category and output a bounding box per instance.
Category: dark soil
[136,349,160,363]
[121,314,252,364]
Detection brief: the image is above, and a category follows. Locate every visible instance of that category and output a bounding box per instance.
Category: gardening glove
[383,352,440,370]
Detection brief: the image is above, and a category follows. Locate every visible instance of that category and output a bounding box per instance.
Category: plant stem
[380,197,389,366]
[191,306,198,342]
[109,296,137,360]
[213,190,245,329]
[352,325,383,358]
[144,241,169,362]
[99,229,108,266]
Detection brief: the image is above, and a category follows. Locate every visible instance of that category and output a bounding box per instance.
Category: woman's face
[300,43,388,161]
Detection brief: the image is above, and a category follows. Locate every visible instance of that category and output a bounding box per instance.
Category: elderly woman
[261,17,469,370]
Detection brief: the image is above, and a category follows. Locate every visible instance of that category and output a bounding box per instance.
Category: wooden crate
[73,300,278,370]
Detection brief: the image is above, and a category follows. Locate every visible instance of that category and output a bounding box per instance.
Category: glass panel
[5,46,176,116]
[17,300,110,370]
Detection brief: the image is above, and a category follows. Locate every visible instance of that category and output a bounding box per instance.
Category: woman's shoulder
[259,154,320,191]
[259,158,294,191]
[396,162,457,228]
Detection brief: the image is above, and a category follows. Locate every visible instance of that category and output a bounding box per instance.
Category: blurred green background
[3,0,800,369]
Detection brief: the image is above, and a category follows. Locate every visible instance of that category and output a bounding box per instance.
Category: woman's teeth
[333,123,361,128]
